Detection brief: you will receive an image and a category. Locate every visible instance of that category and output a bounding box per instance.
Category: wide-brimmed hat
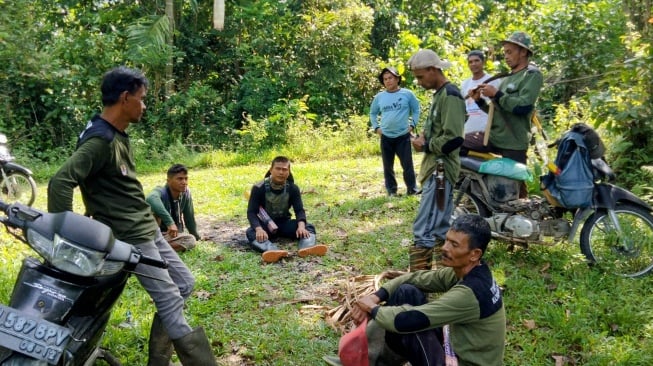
[502,31,534,55]
[407,49,452,70]
[378,67,401,84]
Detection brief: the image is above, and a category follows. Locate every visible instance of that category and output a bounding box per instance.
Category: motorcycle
[453,138,653,278]
[0,134,37,206]
[0,201,168,365]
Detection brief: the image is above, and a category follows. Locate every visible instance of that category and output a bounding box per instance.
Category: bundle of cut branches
[325,270,405,334]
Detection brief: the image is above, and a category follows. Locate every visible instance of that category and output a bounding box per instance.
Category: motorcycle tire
[580,203,653,278]
[452,189,490,223]
[0,171,36,206]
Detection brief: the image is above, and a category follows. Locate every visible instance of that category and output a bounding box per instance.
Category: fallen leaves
[523,319,537,330]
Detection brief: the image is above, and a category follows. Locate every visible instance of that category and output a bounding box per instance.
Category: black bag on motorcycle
[541,124,601,208]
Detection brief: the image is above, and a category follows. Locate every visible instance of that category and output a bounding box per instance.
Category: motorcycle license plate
[0,303,70,364]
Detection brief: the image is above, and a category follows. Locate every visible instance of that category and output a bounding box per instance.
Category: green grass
[2,150,653,365]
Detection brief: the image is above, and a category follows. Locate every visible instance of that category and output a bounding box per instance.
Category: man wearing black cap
[370,67,421,196]
[469,31,543,165]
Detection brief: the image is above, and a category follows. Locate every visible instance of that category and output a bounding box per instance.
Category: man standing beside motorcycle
[47,66,217,366]
[408,50,465,271]
[468,31,543,166]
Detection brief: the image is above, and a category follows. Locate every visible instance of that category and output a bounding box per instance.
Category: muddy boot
[172,327,218,366]
[297,233,328,258]
[147,313,177,366]
[248,239,289,263]
[409,245,433,271]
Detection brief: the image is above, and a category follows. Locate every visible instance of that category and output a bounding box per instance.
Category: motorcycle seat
[460,156,484,172]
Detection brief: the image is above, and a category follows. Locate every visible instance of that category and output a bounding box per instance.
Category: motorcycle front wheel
[580,203,653,277]
[0,171,36,206]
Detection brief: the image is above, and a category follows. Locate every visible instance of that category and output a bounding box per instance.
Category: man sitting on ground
[246,156,327,263]
[146,164,200,252]
[324,214,505,366]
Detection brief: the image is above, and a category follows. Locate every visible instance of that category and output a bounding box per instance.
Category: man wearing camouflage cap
[407,49,465,271]
[469,31,543,167]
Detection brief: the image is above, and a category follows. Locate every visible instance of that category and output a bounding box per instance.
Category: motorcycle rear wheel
[0,171,36,206]
[452,189,490,223]
[580,203,653,277]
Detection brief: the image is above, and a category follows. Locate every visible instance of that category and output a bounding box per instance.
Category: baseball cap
[378,67,401,84]
[407,49,452,70]
[502,31,534,55]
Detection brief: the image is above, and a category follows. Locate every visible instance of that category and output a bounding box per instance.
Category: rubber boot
[172,327,218,366]
[248,239,289,263]
[147,313,177,366]
[409,245,433,271]
[297,233,328,258]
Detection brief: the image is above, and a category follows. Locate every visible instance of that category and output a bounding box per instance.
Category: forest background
[0,0,651,189]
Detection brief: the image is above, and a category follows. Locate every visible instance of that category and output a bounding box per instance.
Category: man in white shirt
[461,50,498,134]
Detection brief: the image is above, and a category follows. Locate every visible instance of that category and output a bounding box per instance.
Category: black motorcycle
[454,130,653,277]
[0,201,167,365]
[0,134,37,206]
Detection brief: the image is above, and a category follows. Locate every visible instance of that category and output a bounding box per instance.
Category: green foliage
[125,15,173,73]
[533,0,627,111]
[140,81,234,149]
[585,27,652,189]
[1,0,652,198]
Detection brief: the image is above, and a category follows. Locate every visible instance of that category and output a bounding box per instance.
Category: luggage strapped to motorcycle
[540,125,597,208]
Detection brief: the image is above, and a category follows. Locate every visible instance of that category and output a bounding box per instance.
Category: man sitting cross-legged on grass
[245,156,328,263]
[146,164,201,252]
[324,214,505,366]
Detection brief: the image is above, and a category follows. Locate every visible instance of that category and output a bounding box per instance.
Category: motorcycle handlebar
[139,255,168,269]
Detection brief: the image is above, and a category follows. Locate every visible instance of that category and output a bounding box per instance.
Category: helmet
[378,67,401,85]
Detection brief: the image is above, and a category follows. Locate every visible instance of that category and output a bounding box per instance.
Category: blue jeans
[133,229,195,340]
[246,219,316,245]
[413,174,453,248]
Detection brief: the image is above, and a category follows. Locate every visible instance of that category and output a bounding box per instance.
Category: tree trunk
[165,0,175,97]
[213,0,225,30]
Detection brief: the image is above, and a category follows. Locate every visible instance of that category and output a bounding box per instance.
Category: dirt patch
[199,216,250,251]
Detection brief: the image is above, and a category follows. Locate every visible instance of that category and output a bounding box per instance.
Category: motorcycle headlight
[27,231,124,276]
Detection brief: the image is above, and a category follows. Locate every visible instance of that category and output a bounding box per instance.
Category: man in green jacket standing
[325,215,505,366]
[48,66,217,366]
[407,49,465,271]
[147,164,200,252]
[469,31,543,165]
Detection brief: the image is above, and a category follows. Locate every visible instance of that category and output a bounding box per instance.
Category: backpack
[541,126,596,208]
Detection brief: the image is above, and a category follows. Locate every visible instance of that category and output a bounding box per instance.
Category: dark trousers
[246,219,316,242]
[384,284,445,366]
[381,133,417,194]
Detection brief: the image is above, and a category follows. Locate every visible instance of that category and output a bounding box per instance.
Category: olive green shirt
[480,65,543,150]
[419,82,465,186]
[48,118,158,242]
[374,265,505,366]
